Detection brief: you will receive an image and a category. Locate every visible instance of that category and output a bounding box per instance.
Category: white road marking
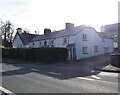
[77,77,118,84]
[91,75,101,80]
[31,68,39,71]
[91,70,95,73]
[0,86,14,94]
[77,77,95,81]
[48,72,61,75]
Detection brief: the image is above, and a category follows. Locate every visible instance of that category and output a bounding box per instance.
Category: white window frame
[83,47,88,54]
[94,46,99,52]
[83,34,88,41]
[63,37,67,45]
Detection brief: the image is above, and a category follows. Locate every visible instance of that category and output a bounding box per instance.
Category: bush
[2,48,68,63]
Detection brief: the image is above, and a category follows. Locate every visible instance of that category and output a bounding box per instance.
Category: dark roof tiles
[17,32,39,45]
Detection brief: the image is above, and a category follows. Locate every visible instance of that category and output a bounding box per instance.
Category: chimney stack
[17,28,22,34]
[44,28,51,35]
[65,23,74,31]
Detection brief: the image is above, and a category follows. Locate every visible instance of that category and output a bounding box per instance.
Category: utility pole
[110,2,120,67]
[119,2,120,52]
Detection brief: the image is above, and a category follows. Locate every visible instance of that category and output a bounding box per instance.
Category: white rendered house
[29,23,114,60]
[13,28,39,48]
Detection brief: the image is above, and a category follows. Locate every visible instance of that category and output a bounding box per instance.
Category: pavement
[95,64,120,73]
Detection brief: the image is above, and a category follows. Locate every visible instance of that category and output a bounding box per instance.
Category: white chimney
[65,23,74,31]
[17,28,22,34]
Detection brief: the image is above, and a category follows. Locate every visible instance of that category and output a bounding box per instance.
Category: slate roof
[31,25,89,42]
[102,23,120,32]
[14,32,39,45]
[97,32,113,39]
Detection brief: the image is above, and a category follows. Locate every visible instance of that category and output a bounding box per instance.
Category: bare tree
[0,20,14,47]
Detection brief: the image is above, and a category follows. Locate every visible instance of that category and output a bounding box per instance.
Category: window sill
[63,43,67,45]
[94,51,99,52]
[83,53,88,54]
[83,40,88,41]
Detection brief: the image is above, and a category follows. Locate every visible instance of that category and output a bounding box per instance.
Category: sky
[0,0,119,34]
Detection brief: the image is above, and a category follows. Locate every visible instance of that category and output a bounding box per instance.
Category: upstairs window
[113,33,117,37]
[94,46,99,52]
[83,47,88,54]
[63,37,67,44]
[83,34,88,41]
[104,47,109,53]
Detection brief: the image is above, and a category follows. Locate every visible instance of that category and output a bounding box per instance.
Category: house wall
[75,28,103,60]
[54,37,67,48]
[101,38,114,54]
[13,34,25,48]
[29,27,114,60]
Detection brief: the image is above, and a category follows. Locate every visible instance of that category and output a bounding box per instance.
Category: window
[63,38,67,44]
[114,42,118,48]
[83,47,88,54]
[44,40,47,46]
[94,46,99,52]
[113,33,117,37]
[39,41,41,46]
[83,34,88,41]
[104,47,109,53]
[32,42,34,46]
[49,40,54,47]
[50,40,54,45]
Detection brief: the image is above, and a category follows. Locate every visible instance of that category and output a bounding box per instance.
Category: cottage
[13,28,39,48]
[29,23,114,60]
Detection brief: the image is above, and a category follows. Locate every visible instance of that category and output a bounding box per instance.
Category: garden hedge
[2,48,68,63]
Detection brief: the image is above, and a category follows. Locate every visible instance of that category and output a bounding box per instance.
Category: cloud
[0,0,30,17]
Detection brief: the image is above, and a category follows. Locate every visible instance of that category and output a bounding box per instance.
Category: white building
[29,23,114,60]
[100,23,120,50]
[13,28,39,48]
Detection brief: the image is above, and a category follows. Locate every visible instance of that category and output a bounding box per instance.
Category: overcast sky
[0,0,119,34]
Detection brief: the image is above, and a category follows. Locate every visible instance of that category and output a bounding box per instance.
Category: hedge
[2,48,68,63]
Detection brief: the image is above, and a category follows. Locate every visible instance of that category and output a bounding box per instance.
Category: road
[1,61,119,94]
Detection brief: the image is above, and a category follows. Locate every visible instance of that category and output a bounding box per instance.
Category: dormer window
[83,34,88,41]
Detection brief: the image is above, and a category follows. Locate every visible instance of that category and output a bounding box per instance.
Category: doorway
[67,44,76,61]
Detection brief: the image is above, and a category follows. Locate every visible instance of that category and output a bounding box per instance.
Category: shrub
[2,48,68,63]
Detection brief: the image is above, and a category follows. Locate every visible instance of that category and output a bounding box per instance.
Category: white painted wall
[13,34,25,48]
[102,38,114,54]
[76,28,103,60]
[29,27,114,60]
